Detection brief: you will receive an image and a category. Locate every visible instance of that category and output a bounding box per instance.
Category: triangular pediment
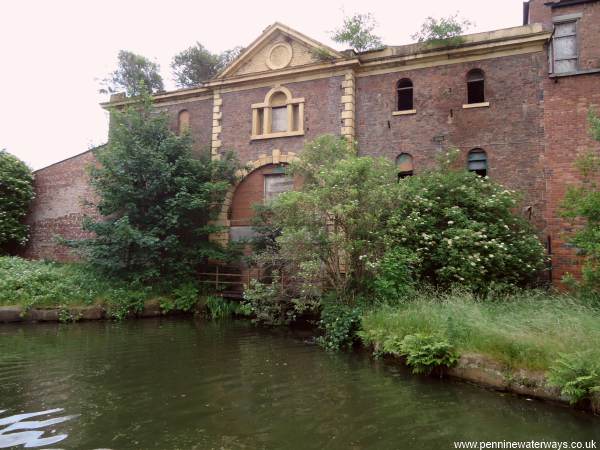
[216,23,344,79]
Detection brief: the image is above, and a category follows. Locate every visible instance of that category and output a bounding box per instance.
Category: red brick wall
[356,52,548,231]
[543,74,600,282]
[529,0,600,71]
[22,150,100,261]
[160,97,213,155]
[219,76,343,165]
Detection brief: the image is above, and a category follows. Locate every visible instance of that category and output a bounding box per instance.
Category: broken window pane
[397,79,414,111]
[467,69,485,104]
[468,149,488,177]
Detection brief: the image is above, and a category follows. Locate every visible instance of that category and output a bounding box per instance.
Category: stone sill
[549,68,600,79]
[462,102,490,109]
[392,109,417,116]
[251,131,304,141]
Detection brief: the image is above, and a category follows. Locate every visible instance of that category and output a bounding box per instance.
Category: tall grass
[360,289,600,371]
[0,256,185,314]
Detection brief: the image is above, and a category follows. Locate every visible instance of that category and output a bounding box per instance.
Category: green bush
[72,92,238,283]
[396,334,458,375]
[317,303,362,351]
[387,150,547,290]
[159,282,199,313]
[0,150,35,254]
[242,278,292,325]
[548,352,600,405]
[373,248,418,302]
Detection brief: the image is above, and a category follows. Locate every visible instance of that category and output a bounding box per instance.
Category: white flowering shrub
[388,159,547,290]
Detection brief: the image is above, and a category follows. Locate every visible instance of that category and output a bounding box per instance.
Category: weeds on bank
[360,288,600,372]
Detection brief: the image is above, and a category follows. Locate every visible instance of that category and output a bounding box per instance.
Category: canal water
[1,318,599,449]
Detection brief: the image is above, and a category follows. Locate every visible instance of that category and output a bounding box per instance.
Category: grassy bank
[0,256,202,319]
[359,289,600,372]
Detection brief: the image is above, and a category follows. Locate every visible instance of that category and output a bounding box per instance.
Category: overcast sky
[0,0,524,170]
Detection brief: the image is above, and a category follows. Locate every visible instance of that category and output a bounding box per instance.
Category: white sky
[0,0,524,170]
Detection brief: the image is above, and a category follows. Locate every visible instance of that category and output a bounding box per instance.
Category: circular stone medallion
[266,42,293,70]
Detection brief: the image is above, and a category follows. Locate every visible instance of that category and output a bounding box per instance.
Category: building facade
[24,0,600,283]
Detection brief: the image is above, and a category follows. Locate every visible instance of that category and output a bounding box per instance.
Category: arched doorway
[229,163,295,242]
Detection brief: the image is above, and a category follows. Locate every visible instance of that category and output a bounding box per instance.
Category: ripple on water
[0,408,77,449]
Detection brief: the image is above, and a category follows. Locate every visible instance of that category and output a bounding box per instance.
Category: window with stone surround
[550,17,579,75]
[251,87,304,140]
[466,69,485,105]
[396,79,414,111]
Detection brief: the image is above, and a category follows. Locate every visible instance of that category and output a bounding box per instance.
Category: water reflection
[1,319,600,449]
[0,408,77,448]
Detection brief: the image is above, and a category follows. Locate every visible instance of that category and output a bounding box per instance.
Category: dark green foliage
[242,278,292,326]
[398,334,459,375]
[317,302,362,351]
[101,50,164,96]
[387,150,547,290]
[74,93,238,282]
[171,43,244,87]
[159,283,200,313]
[373,248,418,302]
[548,352,600,404]
[411,14,473,47]
[331,13,383,52]
[0,150,34,254]
[561,110,600,301]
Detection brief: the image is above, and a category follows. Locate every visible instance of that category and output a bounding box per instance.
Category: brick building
[24,0,600,284]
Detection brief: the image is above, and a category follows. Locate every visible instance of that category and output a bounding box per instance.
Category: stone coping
[0,300,184,323]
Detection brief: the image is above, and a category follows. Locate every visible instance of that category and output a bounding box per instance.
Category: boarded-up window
[396,153,414,179]
[552,21,578,74]
[397,79,414,111]
[178,110,190,134]
[468,149,488,177]
[264,173,293,201]
[467,69,485,104]
[271,107,288,132]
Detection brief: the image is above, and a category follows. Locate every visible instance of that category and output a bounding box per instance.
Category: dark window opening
[468,149,487,177]
[467,69,485,104]
[396,153,414,180]
[396,79,414,111]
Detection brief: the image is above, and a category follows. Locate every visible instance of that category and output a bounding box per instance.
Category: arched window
[178,110,190,134]
[396,153,414,179]
[468,149,487,177]
[396,79,414,111]
[251,87,305,139]
[467,69,485,104]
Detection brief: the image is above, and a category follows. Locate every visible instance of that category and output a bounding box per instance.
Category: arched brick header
[210,149,299,246]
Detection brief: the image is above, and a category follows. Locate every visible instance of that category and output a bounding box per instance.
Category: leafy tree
[412,14,473,46]
[387,150,546,290]
[561,110,600,300]
[331,13,383,53]
[269,135,398,299]
[0,150,35,254]
[75,92,238,282]
[101,50,164,96]
[171,44,244,88]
